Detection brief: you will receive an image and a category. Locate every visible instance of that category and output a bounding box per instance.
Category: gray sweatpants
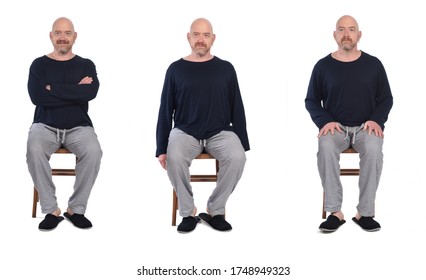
[317,124,383,217]
[166,128,246,217]
[26,123,102,215]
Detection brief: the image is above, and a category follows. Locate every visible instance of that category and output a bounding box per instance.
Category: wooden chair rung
[340,169,360,176]
[190,175,218,182]
[52,169,76,176]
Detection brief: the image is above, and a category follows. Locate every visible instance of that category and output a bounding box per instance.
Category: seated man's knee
[224,149,246,166]
[318,136,338,154]
[80,142,102,163]
[166,151,187,167]
[362,141,383,160]
[235,151,247,164]
[26,141,47,161]
[89,146,103,162]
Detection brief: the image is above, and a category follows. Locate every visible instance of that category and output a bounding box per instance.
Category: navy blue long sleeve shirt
[305,52,393,130]
[27,55,100,129]
[156,56,250,157]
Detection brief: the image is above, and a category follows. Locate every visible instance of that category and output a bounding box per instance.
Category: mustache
[56,40,69,44]
[195,42,207,47]
[341,37,352,43]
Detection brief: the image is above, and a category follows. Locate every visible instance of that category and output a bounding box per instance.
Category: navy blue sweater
[28,55,99,129]
[156,57,250,157]
[305,52,393,130]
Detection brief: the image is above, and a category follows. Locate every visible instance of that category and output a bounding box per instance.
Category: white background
[1,0,425,279]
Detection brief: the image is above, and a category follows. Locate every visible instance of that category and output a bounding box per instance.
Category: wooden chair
[322,147,360,219]
[32,148,77,218]
[172,153,219,226]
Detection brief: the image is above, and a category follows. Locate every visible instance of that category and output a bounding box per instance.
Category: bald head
[336,15,359,32]
[52,17,75,32]
[190,18,214,34]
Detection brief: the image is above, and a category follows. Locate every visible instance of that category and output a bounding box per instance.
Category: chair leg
[172,190,178,226]
[322,191,326,219]
[32,187,39,218]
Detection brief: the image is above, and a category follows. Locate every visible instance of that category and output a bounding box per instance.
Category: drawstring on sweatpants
[199,139,207,147]
[343,125,363,145]
[351,127,357,145]
[56,128,67,144]
[344,126,349,142]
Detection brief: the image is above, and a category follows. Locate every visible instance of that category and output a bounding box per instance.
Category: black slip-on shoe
[39,214,64,231]
[64,212,93,229]
[352,216,381,232]
[177,216,200,233]
[319,215,346,232]
[199,213,232,232]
